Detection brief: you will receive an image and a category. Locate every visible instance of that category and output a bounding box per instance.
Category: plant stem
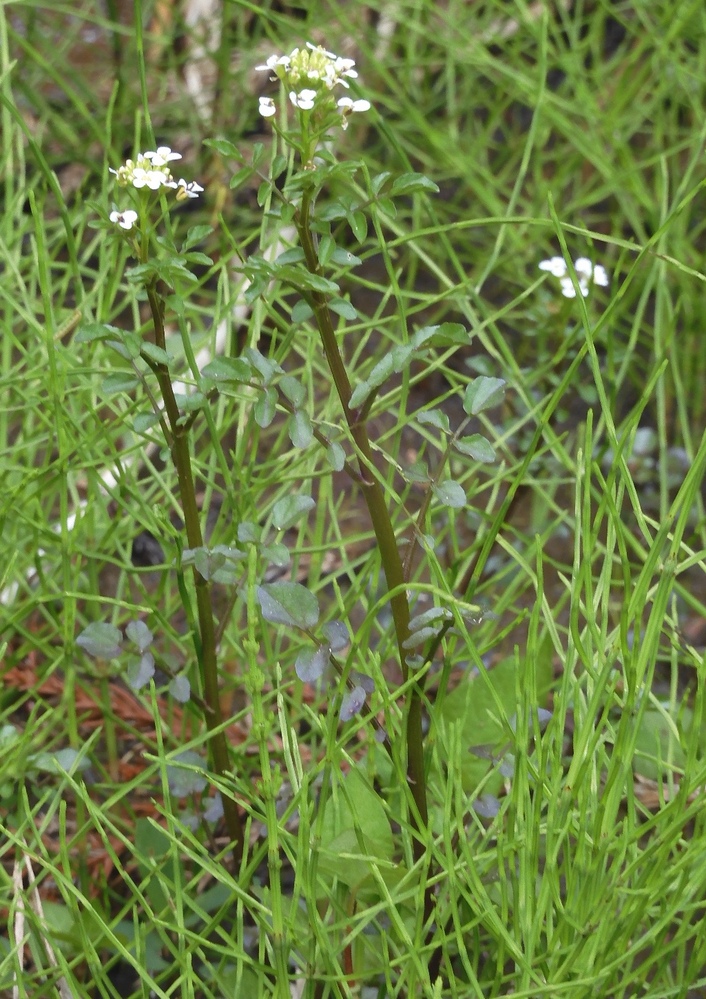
[295,192,429,846]
[146,283,244,865]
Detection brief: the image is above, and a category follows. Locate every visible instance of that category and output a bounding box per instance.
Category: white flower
[257,42,365,121]
[289,88,317,110]
[143,146,182,166]
[538,256,568,278]
[259,96,276,117]
[175,178,204,201]
[337,97,371,113]
[256,53,291,74]
[539,256,609,298]
[109,209,138,230]
[131,166,171,190]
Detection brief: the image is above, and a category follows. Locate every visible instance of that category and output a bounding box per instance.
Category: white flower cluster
[539,256,609,298]
[109,147,204,229]
[256,42,371,129]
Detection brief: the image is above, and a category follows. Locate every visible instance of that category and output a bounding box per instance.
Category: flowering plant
[539,255,610,298]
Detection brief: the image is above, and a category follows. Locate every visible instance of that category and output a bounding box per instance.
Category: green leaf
[133,412,160,433]
[182,224,213,252]
[275,248,306,265]
[254,387,277,428]
[318,767,395,891]
[76,622,123,659]
[326,442,345,471]
[257,582,319,630]
[102,372,140,395]
[454,434,496,463]
[75,322,121,344]
[348,210,367,243]
[229,166,254,190]
[272,494,316,531]
[291,299,314,323]
[433,479,467,508]
[349,343,415,408]
[204,138,244,160]
[201,356,252,383]
[280,375,305,408]
[289,410,313,448]
[329,298,358,320]
[390,172,440,196]
[140,342,169,367]
[318,234,335,266]
[463,376,506,416]
[417,322,471,347]
[330,247,362,267]
[417,409,450,433]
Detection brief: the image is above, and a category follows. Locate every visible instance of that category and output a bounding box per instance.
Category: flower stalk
[145,283,244,863]
[296,186,429,846]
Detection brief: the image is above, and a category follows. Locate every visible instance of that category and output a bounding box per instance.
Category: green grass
[2,1,706,996]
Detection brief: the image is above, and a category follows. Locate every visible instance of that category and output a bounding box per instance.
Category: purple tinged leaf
[322,620,350,652]
[295,646,329,683]
[473,794,501,818]
[402,626,439,649]
[340,685,366,722]
[126,652,155,690]
[257,582,319,629]
[350,670,375,694]
[169,675,191,703]
[203,794,224,823]
[409,606,452,632]
[166,750,208,796]
[77,622,123,659]
[125,619,153,653]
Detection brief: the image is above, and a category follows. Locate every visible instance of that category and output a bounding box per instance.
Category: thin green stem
[295,189,429,844]
[146,282,244,865]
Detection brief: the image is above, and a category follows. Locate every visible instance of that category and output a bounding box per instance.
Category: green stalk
[146,282,244,865]
[295,190,429,846]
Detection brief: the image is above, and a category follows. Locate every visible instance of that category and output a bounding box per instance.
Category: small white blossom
[256,53,291,73]
[111,152,178,191]
[337,96,371,128]
[289,88,317,110]
[175,178,204,201]
[109,209,138,230]
[259,96,276,117]
[538,256,568,278]
[256,42,366,122]
[539,255,609,298]
[143,146,182,166]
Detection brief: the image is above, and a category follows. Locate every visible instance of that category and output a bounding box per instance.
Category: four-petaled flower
[539,256,609,298]
[109,209,138,230]
[143,146,182,166]
[337,96,371,129]
[109,147,204,226]
[256,42,371,126]
[289,88,317,110]
[175,178,205,201]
